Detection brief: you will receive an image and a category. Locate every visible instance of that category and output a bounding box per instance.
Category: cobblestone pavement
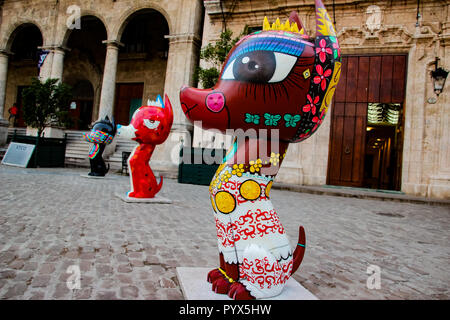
[0,165,449,300]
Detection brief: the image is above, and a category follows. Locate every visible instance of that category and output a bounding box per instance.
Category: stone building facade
[0,0,448,199]
[197,0,450,199]
[0,0,204,173]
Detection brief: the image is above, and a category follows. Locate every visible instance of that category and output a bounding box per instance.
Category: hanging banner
[37,50,50,70]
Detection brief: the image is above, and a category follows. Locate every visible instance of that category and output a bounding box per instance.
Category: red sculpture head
[117,94,173,145]
[180,0,341,143]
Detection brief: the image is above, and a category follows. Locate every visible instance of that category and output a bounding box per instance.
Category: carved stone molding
[204,0,222,15]
[337,23,439,51]
[165,33,202,47]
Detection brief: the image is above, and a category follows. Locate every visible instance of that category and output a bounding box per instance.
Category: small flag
[37,50,49,70]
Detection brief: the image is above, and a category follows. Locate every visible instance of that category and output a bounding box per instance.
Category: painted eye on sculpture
[143,119,160,129]
[221,51,297,83]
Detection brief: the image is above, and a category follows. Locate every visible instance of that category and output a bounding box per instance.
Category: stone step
[67,142,90,147]
[66,145,90,151]
[65,152,88,158]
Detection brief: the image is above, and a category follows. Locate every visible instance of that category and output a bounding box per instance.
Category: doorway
[15,86,29,127]
[363,103,403,190]
[69,80,94,130]
[327,55,407,191]
[113,83,144,125]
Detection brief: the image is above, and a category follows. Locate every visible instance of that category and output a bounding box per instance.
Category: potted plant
[12,77,73,167]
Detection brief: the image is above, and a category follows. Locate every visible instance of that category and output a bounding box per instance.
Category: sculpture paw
[88,172,103,177]
[207,268,223,283]
[228,282,254,300]
[212,277,231,294]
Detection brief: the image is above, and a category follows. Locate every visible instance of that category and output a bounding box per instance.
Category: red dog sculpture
[180,0,341,299]
[117,95,173,199]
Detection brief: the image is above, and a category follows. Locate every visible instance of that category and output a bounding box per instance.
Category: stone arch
[2,22,44,126]
[111,8,171,125]
[112,5,173,42]
[60,13,109,48]
[3,21,44,52]
[62,15,108,125]
[63,66,103,125]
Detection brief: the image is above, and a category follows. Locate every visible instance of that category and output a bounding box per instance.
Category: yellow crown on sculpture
[262,16,305,34]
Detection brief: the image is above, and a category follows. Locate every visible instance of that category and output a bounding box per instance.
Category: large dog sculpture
[180,0,341,299]
[83,116,116,177]
[117,95,173,199]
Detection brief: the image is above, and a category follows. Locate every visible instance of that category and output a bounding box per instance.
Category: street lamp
[431,57,449,96]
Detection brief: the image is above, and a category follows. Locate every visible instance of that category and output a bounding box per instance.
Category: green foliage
[195,67,220,90]
[22,78,73,137]
[195,26,250,88]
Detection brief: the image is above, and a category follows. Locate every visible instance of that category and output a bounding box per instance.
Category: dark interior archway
[68,80,94,130]
[7,24,43,127]
[114,9,169,125]
[65,15,107,66]
[10,24,43,62]
[120,9,169,56]
[64,16,107,129]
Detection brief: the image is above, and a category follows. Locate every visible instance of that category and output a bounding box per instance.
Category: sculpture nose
[206,92,225,112]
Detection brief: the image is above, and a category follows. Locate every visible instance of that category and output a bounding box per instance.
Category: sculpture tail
[291,226,306,275]
[156,175,163,194]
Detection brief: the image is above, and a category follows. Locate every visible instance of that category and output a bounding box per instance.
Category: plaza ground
[0,165,448,300]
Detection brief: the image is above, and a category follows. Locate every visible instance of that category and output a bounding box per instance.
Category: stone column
[156,33,202,172]
[38,47,54,81]
[143,0,204,177]
[50,48,66,81]
[163,33,202,128]
[0,51,10,145]
[98,40,122,120]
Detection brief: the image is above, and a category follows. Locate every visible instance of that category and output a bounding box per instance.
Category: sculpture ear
[291,0,342,143]
[156,95,164,108]
[314,0,338,39]
[312,0,341,93]
[288,11,306,35]
[111,116,117,136]
[164,94,174,128]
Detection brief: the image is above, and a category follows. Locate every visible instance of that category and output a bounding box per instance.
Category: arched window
[10,24,43,62]
[120,9,169,57]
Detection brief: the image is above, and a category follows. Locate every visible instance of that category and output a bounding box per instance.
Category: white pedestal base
[80,174,116,180]
[176,267,318,300]
[115,192,172,204]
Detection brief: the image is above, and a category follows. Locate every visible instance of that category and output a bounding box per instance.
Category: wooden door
[327,55,407,188]
[113,83,144,125]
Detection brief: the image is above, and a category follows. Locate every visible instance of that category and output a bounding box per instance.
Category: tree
[195,27,250,88]
[22,78,73,137]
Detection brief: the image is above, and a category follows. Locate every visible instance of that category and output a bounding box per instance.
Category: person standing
[8,103,18,127]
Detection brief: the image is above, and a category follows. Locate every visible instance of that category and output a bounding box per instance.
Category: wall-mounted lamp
[431,57,449,96]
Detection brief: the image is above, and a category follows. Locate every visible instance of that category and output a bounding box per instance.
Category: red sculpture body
[117,95,173,199]
[180,0,341,299]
